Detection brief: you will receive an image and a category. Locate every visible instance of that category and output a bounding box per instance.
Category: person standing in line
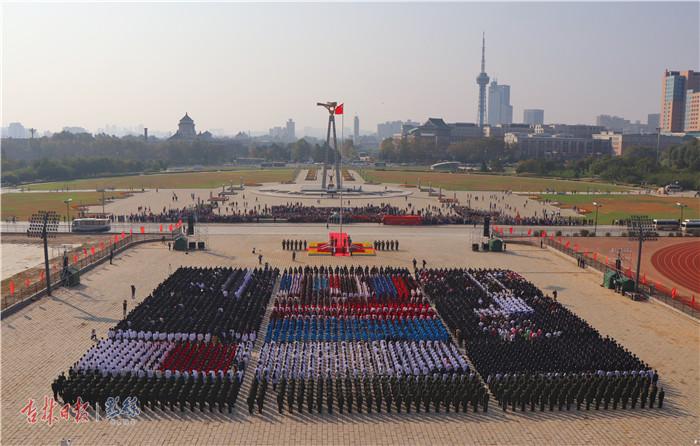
[122,299,127,319]
[131,284,136,300]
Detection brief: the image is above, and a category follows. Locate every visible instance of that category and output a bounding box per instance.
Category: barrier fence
[2,227,182,312]
[494,227,700,318]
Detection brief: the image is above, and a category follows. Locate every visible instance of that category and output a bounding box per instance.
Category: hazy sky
[2,2,699,135]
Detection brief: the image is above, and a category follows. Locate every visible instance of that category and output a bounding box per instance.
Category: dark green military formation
[248,372,488,415]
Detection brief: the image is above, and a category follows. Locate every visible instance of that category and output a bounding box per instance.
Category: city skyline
[2,2,698,134]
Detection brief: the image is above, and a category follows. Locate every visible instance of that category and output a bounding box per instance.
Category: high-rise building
[353,116,360,143]
[475,33,489,128]
[523,109,544,126]
[487,81,513,126]
[286,119,296,142]
[661,70,700,133]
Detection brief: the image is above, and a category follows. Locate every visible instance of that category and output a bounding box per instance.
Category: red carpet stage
[307,232,376,256]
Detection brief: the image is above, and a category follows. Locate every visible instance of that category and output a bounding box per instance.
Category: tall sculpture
[316,101,342,190]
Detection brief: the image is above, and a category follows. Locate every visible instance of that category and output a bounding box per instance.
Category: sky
[2,2,699,135]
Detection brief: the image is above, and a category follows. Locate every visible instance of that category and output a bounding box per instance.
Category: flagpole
[340,110,344,244]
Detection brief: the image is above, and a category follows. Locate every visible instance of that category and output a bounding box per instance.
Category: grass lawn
[23,169,296,191]
[358,169,631,193]
[536,194,700,224]
[1,191,131,221]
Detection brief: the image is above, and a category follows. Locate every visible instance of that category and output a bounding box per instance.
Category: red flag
[527,229,532,236]
[73,255,78,264]
[334,103,344,115]
[509,227,513,234]
[140,226,145,234]
[90,246,95,255]
[121,231,125,239]
[25,278,30,288]
[168,224,173,232]
[114,235,119,244]
[541,230,547,238]
[83,248,88,256]
[9,280,14,295]
[159,224,163,232]
[129,228,133,236]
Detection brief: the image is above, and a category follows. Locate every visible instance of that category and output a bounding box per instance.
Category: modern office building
[487,81,513,125]
[353,116,360,143]
[593,131,684,156]
[523,109,544,126]
[661,69,700,133]
[505,132,612,160]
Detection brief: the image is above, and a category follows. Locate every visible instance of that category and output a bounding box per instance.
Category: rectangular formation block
[419,268,664,412]
[52,266,279,414]
[248,265,489,415]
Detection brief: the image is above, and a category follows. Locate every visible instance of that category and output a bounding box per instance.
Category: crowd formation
[53,267,279,414]
[247,266,489,415]
[282,240,307,251]
[419,268,663,412]
[109,198,587,227]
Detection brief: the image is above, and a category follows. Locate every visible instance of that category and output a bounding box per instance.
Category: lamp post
[592,202,602,235]
[64,198,73,231]
[676,202,688,223]
[97,188,106,215]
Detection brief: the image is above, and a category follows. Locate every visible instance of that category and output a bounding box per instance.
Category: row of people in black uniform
[282,240,307,251]
[419,268,662,410]
[113,267,278,342]
[373,240,399,251]
[489,371,664,412]
[247,372,488,415]
[54,368,244,414]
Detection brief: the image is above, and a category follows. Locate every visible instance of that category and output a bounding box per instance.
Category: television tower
[476,32,489,128]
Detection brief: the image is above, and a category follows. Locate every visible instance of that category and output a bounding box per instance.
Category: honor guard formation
[419,268,664,412]
[51,264,665,417]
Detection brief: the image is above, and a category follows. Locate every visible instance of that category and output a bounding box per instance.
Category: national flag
[335,103,344,115]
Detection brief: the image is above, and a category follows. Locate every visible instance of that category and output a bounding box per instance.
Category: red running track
[651,241,700,294]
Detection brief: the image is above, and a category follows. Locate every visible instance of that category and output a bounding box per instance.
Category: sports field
[23,169,296,191]
[536,194,700,224]
[1,191,131,221]
[359,169,631,193]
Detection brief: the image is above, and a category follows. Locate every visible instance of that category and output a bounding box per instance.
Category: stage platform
[307,232,376,256]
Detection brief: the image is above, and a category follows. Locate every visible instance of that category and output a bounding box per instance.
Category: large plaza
[1,223,698,445]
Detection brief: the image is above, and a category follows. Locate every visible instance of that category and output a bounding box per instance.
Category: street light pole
[656,127,661,162]
[676,202,687,223]
[593,202,602,235]
[64,198,73,232]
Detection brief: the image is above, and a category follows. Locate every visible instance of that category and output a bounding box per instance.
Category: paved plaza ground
[1,225,698,445]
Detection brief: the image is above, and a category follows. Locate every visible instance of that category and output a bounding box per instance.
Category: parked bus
[653,219,680,231]
[71,218,111,233]
[681,219,700,235]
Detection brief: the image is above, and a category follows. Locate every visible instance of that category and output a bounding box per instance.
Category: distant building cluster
[595,114,658,134]
[268,119,296,143]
